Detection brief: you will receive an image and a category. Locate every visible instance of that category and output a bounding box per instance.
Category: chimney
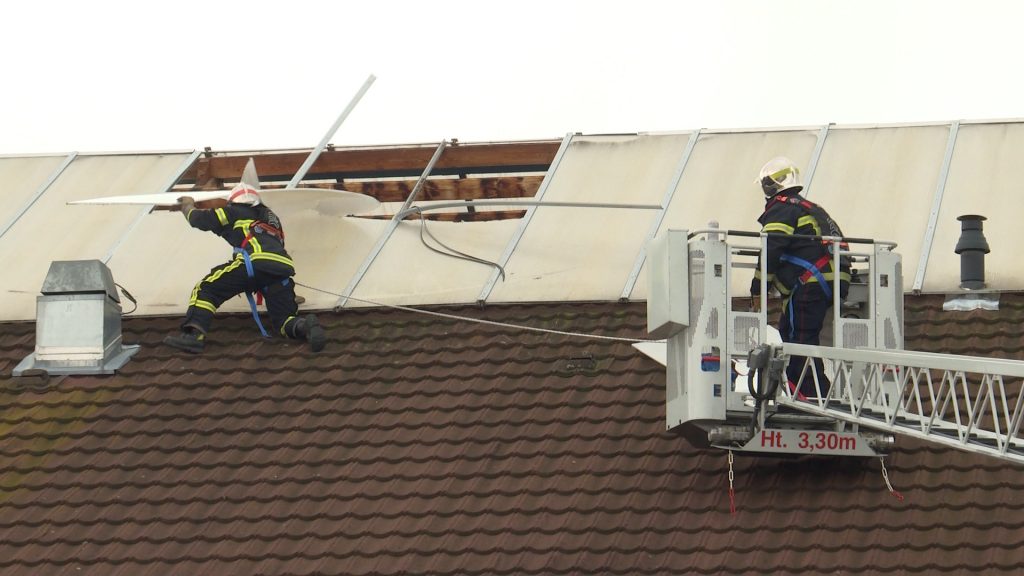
[13,260,139,376]
[954,215,990,290]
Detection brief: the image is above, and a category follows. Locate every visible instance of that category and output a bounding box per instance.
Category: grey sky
[2,0,1022,154]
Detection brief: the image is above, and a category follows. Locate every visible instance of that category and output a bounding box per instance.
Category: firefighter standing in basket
[750,157,850,398]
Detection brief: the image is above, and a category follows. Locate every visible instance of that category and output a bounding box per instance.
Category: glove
[177,196,196,213]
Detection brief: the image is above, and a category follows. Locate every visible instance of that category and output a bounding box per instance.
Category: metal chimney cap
[40,259,120,302]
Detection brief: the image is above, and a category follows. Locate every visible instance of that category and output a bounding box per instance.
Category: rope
[295,281,656,344]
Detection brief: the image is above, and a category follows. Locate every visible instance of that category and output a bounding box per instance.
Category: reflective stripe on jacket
[186,204,295,276]
[751,192,850,296]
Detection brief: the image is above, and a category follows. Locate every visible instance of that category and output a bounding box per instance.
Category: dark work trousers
[183,258,300,337]
[778,282,833,397]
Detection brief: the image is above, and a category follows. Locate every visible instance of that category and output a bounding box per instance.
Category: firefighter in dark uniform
[163,183,326,354]
[751,157,850,398]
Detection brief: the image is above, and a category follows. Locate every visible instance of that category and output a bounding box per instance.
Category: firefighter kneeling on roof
[163,183,326,354]
[750,156,850,399]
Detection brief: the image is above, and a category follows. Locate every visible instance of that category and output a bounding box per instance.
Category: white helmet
[227,183,261,206]
[758,156,803,198]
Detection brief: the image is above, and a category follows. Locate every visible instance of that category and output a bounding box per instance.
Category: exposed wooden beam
[183,140,560,187]
[183,176,545,202]
[336,176,543,202]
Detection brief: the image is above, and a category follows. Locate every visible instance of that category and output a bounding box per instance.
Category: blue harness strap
[785,286,798,340]
[234,248,270,337]
[779,253,832,299]
[780,253,832,341]
[234,246,288,338]
[243,293,269,337]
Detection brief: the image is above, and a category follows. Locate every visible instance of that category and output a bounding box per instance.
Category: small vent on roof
[13,260,139,377]
[954,214,990,290]
[563,353,597,373]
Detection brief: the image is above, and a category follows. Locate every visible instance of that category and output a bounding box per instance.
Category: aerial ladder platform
[645,228,1024,464]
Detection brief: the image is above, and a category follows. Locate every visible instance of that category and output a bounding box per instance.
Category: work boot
[297,314,326,353]
[163,329,206,354]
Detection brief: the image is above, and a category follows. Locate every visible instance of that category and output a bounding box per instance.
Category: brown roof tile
[1,295,1024,575]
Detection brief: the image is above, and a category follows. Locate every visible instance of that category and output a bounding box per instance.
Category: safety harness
[234,221,288,338]
[765,195,848,339]
[778,253,834,341]
[766,195,849,295]
[779,253,833,299]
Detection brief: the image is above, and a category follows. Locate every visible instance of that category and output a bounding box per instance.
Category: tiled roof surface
[1,294,1023,575]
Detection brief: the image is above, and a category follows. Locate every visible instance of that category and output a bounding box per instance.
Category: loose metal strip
[335,140,448,309]
[287,74,376,189]
[395,199,662,218]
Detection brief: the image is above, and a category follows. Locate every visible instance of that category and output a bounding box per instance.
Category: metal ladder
[774,342,1024,464]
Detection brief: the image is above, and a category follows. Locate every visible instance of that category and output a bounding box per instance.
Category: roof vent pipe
[13,260,139,376]
[954,214,990,290]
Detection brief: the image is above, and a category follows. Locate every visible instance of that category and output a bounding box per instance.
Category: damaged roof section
[5,124,1024,322]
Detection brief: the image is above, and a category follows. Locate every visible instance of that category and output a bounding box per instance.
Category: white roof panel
[5,121,1024,326]
[349,218,523,307]
[487,133,691,303]
[924,122,1024,291]
[277,214,391,310]
[0,153,193,321]
[0,155,72,236]
[809,124,952,292]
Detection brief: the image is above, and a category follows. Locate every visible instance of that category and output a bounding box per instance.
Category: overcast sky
[2,0,1022,155]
